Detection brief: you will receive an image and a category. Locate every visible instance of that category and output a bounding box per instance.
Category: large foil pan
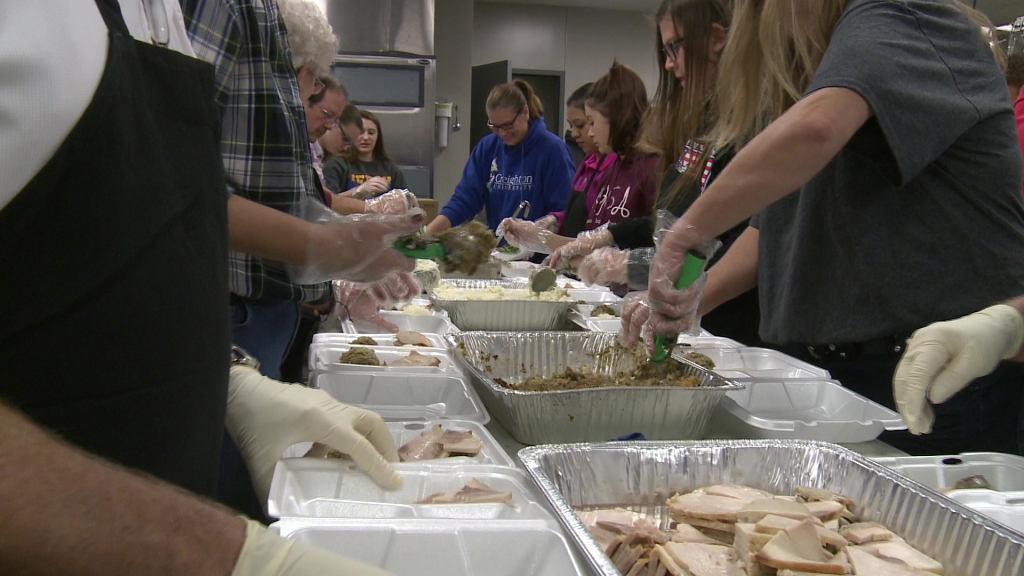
[447,332,742,444]
[429,279,572,331]
[519,440,1024,576]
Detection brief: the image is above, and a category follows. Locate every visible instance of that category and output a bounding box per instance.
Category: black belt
[804,334,911,361]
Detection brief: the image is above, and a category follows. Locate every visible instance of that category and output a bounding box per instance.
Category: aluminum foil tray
[312,332,448,348]
[429,279,574,331]
[710,379,906,443]
[519,440,1024,576]
[271,518,589,576]
[311,372,489,423]
[872,452,1024,492]
[308,343,454,375]
[687,346,830,380]
[447,332,742,444]
[268,460,550,520]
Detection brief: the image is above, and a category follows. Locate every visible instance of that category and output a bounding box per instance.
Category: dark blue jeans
[782,346,1024,456]
[218,297,301,521]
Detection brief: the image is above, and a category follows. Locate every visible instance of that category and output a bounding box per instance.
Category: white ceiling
[476,0,1023,26]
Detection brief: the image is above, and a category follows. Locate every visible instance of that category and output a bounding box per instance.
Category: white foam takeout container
[684,346,830,380]
[871,452,1024,492]
[311,372,489,424]
[308,343,455,375]
[271,518,589,576]
[311,332,448,348]
[343,312,458,335]
[268,460,546,520]
[709,379,906,443]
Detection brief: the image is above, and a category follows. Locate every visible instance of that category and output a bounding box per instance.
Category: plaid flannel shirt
[182,0,328,303]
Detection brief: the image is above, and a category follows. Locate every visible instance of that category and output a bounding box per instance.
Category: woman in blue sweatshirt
[425,79,575,235]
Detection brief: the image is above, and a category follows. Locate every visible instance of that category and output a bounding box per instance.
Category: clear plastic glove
[292,199,423,284]
[645,219,720,348]
[498,218,555,254]
[233,518,392,576]
[579,247,629,287]
[618,291,651,348]
[893,304,1024,435]
[545,227,614,269]
[536,214,560,232]
[334,273,421,333]
[226,365,402,509]
[364,189,418,215]
[349,176,390,200]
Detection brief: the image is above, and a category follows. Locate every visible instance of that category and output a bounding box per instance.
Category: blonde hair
[486,79,544,120]
[715,0,1004,150]
[276,0,339,76]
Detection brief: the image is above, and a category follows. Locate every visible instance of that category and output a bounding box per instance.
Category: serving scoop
[528,266,557,293]
[394,221,497,275]
[649,251,707,363]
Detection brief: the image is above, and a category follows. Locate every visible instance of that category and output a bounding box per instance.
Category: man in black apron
[0,1,393,573]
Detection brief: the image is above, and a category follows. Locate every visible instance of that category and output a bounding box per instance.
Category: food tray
[268,460,549,520]
[519,440,1024,576]
[281,419,513,467]
[308,343,454,374]
[946,490,1024,535]
[343,312,457,335]
[429,279,574,331]
[568,312,622,333]
[311,372,488,423]
[271,518,589,576]
[499,260,541,278]
[571,303,624,318]
[872,452,1024,492]
[709,379,906,443]
[677,335,744,348]
[311,332,448,348]
[685,346,830,380]
[447,332,742,444]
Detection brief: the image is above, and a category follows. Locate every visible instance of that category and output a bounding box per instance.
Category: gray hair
[276,0,339,75]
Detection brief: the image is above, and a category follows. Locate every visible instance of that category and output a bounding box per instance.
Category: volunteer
[0,1,402,574]
[498,63,658,259]
[323,109,408,195]
[425,79,575,235]
[644,0,1024,455]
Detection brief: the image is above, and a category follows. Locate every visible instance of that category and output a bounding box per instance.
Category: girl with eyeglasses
[498,63,659,268]
[425,79,575,236]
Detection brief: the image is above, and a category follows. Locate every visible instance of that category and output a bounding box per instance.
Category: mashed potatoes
[432,282,573,302]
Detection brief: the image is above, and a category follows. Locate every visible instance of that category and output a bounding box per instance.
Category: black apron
[0,0,229,497]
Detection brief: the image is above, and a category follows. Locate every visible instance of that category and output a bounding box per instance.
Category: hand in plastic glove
[618,291,651,348]
[364,189,418,215]
[535,214,560,232]
[233,518,392,576]
[893,304,1024,435]
[645,219,719,348]
[497,218,555,254]
[349,176,390,200]
[300,210,423,284]
[226,365,402,509]
[546,228,614,269]
[334,273,422,333]
[579,247,629,287]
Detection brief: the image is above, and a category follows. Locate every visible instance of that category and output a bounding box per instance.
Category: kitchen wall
[432,1,658,207]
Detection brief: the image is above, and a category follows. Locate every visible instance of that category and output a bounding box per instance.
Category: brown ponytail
[586,61,650,157]
[486,79,544,120]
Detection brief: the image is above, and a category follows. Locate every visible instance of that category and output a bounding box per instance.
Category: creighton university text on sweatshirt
[441,117,574,231]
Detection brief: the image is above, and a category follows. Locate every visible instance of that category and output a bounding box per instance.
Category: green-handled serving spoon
[649,251,707,362]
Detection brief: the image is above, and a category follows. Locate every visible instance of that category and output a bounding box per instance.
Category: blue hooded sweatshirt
[441,117,574,231]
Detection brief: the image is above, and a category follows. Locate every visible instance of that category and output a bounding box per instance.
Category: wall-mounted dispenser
[435,101,453,149]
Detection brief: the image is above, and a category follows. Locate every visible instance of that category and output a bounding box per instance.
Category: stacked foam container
[267,300,591,576]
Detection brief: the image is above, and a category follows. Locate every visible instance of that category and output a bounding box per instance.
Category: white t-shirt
[0,0,195,210]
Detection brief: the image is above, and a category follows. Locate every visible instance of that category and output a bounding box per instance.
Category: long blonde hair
[715,0,1004,150]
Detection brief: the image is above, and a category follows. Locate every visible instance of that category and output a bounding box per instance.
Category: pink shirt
[1015,86,1023,197]
[551,153,617,227]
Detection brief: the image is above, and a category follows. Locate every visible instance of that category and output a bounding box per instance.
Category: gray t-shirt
[753,0,1024,345]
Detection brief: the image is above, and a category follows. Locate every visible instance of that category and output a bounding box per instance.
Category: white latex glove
[893,304,1024,435]
[232,518,392,576]
[350,176,390,199]
[498,217,555,254]
[364,189,418,215]
[226,365,402,508]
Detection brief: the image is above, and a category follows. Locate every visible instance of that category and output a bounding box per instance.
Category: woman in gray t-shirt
[323,109,407,196]
[642,0,1024,456]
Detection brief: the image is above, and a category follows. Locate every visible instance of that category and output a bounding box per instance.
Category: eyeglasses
[320,107,339,128]
[663,37,685,63]
[487,107,523,132]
